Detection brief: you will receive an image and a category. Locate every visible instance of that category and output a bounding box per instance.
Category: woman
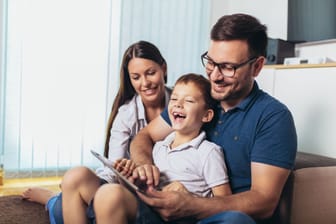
[22,40,171,224]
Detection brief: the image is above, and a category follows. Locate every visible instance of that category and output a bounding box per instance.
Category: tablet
[90,149,145,193]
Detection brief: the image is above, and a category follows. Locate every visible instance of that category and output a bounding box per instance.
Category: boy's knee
[94,184,125,209]
[61,166,92,189]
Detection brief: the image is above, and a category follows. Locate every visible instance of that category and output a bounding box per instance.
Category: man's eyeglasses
[201,52,257,77]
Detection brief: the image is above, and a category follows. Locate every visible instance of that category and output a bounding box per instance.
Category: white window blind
[2,0,114,178]
[0,0,210,179]
[119,0,211,86]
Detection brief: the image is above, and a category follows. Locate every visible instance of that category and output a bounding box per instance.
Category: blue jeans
[197,211,256,224]
[48,192,255,224]
[134,201,255,224]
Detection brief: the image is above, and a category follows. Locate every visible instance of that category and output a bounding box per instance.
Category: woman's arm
[107,106,134,161]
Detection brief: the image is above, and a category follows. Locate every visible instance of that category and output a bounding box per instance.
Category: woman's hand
[113,158,136,177]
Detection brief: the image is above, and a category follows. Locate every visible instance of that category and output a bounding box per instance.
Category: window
[0,0,210,178]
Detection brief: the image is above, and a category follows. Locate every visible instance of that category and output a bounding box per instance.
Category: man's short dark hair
[211,13,268,57]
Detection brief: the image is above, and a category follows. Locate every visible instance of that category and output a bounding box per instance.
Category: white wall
[0,0,4,158]
[210,0,288,40]
[295,39,336,62]
[0,1,4,105]
[258,67,336,158]
[0,0,4,81]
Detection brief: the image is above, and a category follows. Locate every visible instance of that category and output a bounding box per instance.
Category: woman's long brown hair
[104,40,167,157]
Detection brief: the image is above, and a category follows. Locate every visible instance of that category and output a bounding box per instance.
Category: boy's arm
[211,183,232,197]
[161,181,189,194]
[130,115,173,186]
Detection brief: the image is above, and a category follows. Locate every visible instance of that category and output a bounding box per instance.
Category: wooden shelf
[264,62,336,70]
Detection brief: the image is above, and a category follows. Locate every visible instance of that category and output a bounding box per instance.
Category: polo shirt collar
[229,81,260,111]
[162,131,207,151]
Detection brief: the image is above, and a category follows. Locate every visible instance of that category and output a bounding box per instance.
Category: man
[130,13,297,224]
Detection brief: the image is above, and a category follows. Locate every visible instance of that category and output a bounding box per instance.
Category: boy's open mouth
[172,112,186,120]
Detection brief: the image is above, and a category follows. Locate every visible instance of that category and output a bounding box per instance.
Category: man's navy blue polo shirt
[161,81,297,193]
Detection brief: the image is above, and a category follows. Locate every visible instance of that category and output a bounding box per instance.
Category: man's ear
[252,56,265,78]
[202,109,214,123]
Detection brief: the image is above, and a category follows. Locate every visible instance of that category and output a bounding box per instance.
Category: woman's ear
[202,109,214,123]
[162,63,167,83]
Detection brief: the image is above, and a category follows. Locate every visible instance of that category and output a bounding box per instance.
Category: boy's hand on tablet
[130,164,160,188]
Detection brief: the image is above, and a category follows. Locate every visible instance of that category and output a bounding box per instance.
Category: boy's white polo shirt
[153,131,229,197]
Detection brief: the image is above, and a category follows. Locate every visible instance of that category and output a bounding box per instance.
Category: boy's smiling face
[168,82,211,135]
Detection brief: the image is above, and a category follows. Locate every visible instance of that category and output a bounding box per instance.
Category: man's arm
[130,115,173,186]
[192,162,288,220]
[137,162,290,221]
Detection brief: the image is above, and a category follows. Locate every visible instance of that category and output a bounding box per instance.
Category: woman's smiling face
[128,57,166,106]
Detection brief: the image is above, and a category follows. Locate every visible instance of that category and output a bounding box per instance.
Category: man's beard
[211,83,249,103]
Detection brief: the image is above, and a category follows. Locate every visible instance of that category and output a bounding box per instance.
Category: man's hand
[137,186,196,222]
[130,164,161,188]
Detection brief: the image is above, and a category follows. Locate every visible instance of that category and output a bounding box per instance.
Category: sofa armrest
[270,152,336,224]
[290,166,336,224]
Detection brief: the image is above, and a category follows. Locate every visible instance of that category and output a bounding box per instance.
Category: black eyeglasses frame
[201,52,257,77]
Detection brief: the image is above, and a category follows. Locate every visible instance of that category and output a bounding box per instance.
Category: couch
[270,151,336,224]
[0,151,335,224]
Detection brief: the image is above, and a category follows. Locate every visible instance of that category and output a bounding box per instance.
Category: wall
[0,0,5,156]
[295,39,336,62]
[0,0,4,88]
[210,0,288,39]
[257,66,336,158]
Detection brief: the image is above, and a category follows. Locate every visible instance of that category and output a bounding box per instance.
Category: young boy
[93,73,231,224]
